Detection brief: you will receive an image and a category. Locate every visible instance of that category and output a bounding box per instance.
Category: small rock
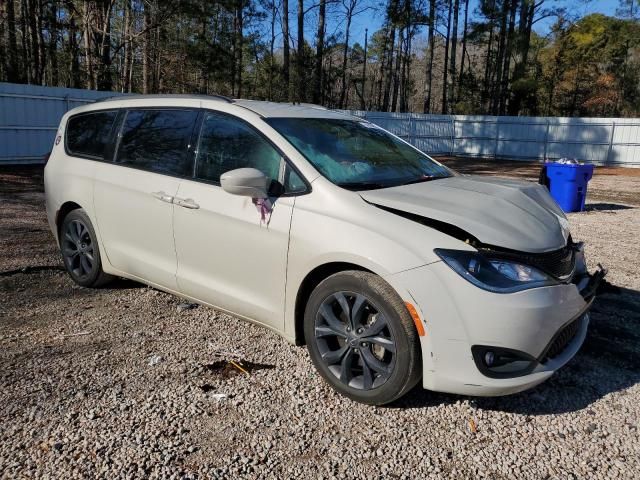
[148,354,163,366]
[176,303,198,313]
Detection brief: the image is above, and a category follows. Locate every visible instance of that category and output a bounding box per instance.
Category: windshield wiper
[337,176,448,191]
[400,176,441,186]
[335,181,390,191]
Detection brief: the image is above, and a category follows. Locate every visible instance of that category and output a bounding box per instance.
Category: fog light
[484,351,495,367]
[472,345,538,379]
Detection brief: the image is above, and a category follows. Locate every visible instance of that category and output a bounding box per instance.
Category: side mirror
[220,168,269,199]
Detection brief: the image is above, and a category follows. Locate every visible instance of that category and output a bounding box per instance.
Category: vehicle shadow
[584,203,635,211]
[0,165,45,195]
[104,277,145,290]
[0,265,64,277]
[391,287,640,415]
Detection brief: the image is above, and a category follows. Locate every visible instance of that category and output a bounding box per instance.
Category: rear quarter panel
[44,112,98,245]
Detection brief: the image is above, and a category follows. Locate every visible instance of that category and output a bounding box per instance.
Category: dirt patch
[204,359,275,379]
[436,156,640,206]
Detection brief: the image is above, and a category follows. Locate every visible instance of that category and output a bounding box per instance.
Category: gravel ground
[1,162,639,479]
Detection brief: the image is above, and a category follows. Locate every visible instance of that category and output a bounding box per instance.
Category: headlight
[435,249,557,293]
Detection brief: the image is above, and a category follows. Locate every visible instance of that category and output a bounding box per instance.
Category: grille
[482,243,576,280]
[543,318,581,361]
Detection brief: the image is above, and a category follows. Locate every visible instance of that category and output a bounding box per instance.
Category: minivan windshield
[266,118,452,190]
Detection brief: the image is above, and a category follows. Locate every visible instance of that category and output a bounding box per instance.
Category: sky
[341,0,622,50]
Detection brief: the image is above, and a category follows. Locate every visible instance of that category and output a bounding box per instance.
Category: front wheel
[304,271,422,405]
[60,209,113,288]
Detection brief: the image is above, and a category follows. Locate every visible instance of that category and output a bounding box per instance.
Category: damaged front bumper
[574,263,608,301]
[386,250,607,397]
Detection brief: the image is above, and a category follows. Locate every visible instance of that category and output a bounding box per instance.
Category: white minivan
[44,95,605,405]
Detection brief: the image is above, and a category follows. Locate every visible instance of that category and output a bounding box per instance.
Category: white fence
[0,82,124,164]
[348,112,640,167]
[1,82,639,166]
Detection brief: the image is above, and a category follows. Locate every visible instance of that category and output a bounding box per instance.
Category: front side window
[267,118,452,190]
[66,110,118,159]
[115,109,198,176]
[195,112,283,186]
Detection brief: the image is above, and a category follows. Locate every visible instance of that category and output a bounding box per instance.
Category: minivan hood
[359,175,570,253]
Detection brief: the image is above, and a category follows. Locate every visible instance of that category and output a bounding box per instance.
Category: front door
[173,111,303,330]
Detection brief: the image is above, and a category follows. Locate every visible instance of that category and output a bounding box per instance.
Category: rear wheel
[304,271,421,405]
[60,209,113,288]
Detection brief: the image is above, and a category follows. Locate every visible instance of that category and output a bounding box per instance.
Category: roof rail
[94,93,234,104]
[296,102,328,110]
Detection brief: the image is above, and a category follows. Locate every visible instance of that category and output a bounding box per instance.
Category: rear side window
[66,111,118,159]
[115,109,198,176]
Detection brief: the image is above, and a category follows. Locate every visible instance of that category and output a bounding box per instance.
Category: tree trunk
[0,3,4,81]
[482,0,496,110]
[5,0,19,82]
[201,15,209,93]
[339,1,355,109]
[82,3,94,89]
[68,15,81,88]
[391,29,402,112]
[361,28,368,110]
[122,0,131,93]
[491,0,509,114]
[268,0,276,100]
[456,0,469,102]
[237,2,243,97]
[442,0,452,113]
[154,25,162,92]
[382,25,396,112]
[509,0,535,115]
[48,2,59,85]
[377,26,389,109]
[282,0,290,100]
[20,0,30,83]
[36,0,46,84]
[296,0,304,102]
[96,0,114,91]
[448,0,460,110]
[401,29,411,112]
[498,0,517,114]
[399,0,412,112]
[28,0,41,83]
[234,0,244,97]
[313,0,326,104]
[423,0,435,113]
[142,2,151,94]
[231,5,237,94]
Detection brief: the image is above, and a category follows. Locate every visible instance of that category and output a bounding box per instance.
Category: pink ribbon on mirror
[252,198,273,224]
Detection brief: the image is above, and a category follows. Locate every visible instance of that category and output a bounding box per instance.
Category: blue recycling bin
[545,163,595,213]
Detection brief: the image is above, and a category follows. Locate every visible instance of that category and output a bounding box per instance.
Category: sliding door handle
[151,191,174,203]
[174,197,200,209]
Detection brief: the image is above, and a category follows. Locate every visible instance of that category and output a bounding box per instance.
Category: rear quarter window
[66,110,118,159]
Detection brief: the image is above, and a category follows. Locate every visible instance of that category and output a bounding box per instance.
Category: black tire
[304,270,422,405]
[59,209,114,288]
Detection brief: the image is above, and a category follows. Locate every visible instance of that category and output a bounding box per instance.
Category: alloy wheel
[62,219,95,279]
[314,292,396,390]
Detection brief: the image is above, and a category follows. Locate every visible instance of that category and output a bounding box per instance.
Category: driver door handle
[174,197,200,209]
[151,191,174,203]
